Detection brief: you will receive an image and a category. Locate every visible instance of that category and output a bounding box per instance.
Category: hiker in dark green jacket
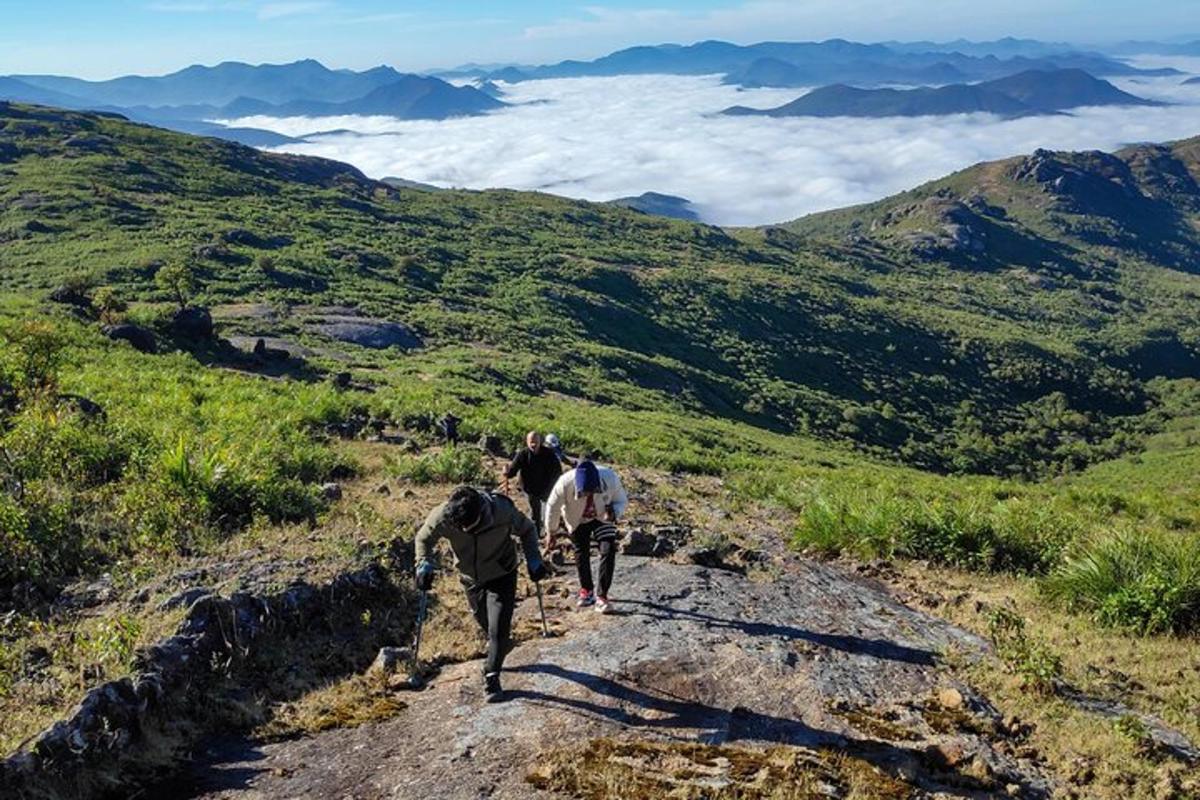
[414,485,548,699]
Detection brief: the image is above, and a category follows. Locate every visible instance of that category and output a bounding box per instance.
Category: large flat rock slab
[164,558,1051,799]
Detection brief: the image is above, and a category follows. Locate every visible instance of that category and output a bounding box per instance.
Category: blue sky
[0,0,1197,78]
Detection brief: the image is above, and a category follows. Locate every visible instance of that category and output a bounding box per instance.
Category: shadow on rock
[624,599,938,666]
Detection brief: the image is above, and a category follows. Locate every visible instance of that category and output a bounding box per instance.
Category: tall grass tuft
[1044,529,1200,634]
[793,479,1077,574]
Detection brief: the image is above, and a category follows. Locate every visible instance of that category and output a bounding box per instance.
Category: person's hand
[604,506,616,523]
[529,559,550,583]
[415,560,435,591]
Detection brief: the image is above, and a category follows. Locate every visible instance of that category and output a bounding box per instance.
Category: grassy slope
[5,103,1200,476]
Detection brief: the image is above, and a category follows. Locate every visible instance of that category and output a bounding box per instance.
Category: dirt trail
[162,557,1053,799]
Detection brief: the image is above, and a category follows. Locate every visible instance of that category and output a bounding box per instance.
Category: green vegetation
[386,445,490,485]
[1,100,1199,638]
[0,312,355,592]
[986,607,1064,694]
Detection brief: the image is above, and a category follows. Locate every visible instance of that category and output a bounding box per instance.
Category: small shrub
[91,286,127,324]
[154,261,199,309]
[986,608,1063,694]
[0,319,68,400]
[80,614,141,671]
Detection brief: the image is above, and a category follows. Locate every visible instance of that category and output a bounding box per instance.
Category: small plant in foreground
[986,607,1063,694]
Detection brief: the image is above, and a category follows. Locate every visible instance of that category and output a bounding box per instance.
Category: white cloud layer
[221,60,1200,226]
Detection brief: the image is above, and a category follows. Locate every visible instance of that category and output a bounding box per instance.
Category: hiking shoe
[596,595,611,614]
[484,672,502,701]
[576,589,595,608]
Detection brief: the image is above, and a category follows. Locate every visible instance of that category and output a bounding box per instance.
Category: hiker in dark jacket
[501,431,564,534]
[414,485,548,699]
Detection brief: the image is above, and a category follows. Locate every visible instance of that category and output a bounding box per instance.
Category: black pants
[526,492,547,534]
[571,520,618,596]
[464,570,517,675]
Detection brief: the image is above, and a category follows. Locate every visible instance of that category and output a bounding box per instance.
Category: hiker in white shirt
[543,460,628,614]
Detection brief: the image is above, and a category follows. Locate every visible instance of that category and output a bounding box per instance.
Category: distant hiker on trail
[544,433,576,468]
[438,412,461,445]
[501,431,564,534]
[414,485,549,699]
[544,460,628,614]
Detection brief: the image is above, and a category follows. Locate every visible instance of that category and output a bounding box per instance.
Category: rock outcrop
[165,557,1058,799]
[102,323,157,354]
[0,564,399,800]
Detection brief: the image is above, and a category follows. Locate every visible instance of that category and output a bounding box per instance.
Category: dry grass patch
[256,675,408,740]
[527,739,916,800]
[891,563,1200,800]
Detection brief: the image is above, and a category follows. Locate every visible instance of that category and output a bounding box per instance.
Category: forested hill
[3,101,1200,478]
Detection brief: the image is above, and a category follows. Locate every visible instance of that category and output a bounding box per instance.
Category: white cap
[545,433,561,448]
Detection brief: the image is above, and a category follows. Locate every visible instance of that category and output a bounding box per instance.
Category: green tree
[155,262,199,310]
[91,286,127,324]
[0,320,67,400]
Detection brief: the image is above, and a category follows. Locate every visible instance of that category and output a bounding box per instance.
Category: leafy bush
[388,446,490,485]
[1043,529,1200,634]
[986,608,1063,694]
[0,320,67,399]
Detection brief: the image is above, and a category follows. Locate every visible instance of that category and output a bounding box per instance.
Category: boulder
[368,646,413,677]
[313,317,422,350]
[622,528,674,558]
[251,337,290,361]
[158,587,215,612]
[171,306,214,340]
[192,242,247,264]
[48,285,90,308]
[478,434,506,457]
[221,229,294,250]
[102,324,156,354]
[56,393,105,419]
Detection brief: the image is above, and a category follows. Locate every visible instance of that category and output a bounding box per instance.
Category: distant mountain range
[0,60,503,146]
[9,59,406,107]
[1185,77,1200,86]
[723,69,1160,119]
[463,39,1180,89]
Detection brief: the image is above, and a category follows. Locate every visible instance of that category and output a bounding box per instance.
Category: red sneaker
[596,595,611,614]
[576,589,595,608]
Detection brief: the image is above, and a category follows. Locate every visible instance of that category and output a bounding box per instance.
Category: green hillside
[2,100,1199,625]
[6,103,1200,478]
[4,102,1200,799]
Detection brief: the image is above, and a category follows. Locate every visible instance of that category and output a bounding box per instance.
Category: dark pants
[526,492,547,534]
[464,570,517,675]
[571,520,618,596]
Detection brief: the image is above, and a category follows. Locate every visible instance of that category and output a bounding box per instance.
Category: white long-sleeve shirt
[543,465,628,533]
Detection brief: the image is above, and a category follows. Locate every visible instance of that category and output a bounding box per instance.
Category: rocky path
[162,557,1053,799]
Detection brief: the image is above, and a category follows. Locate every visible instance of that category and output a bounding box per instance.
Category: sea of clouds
[220,57,1200,226]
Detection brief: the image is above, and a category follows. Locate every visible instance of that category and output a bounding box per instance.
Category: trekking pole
[408,589,429,688]
[534,581,552,638]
